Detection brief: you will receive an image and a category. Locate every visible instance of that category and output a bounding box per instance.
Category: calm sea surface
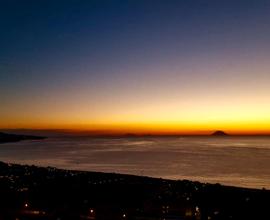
[0,136,270,189]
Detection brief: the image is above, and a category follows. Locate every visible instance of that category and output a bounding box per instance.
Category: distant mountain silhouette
[0,132,46,144]
[212,130,228,136]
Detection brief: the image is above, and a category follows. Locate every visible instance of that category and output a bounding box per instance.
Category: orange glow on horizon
[2,60,270,136]
[2,92,270,135]
[2,119,270,135]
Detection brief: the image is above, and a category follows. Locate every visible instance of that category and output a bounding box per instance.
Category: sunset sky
[1,0,270,134]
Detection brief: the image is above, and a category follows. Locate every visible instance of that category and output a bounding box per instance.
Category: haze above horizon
[1,0,270,135]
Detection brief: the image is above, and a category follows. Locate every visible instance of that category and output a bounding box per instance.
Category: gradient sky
[1,0,270,134]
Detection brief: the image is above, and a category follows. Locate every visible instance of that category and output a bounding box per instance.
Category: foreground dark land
[0,162,269,220]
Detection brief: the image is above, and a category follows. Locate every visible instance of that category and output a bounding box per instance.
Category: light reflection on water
[0,136,270,189]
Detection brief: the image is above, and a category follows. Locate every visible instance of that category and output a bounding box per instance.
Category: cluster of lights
[20,199,203,219]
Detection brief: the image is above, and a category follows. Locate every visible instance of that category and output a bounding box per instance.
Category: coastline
[1,134,269,190]
[0,132,46,144]
[0,161,269,219]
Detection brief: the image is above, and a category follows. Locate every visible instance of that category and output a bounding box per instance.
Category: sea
[0,136,269,189]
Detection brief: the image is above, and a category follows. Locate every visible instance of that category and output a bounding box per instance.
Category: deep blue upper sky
[1,0,270,131]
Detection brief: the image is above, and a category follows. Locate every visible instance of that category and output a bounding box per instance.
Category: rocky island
[211,130,228,136]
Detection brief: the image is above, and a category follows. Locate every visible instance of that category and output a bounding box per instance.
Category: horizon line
[2,128,270,136]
